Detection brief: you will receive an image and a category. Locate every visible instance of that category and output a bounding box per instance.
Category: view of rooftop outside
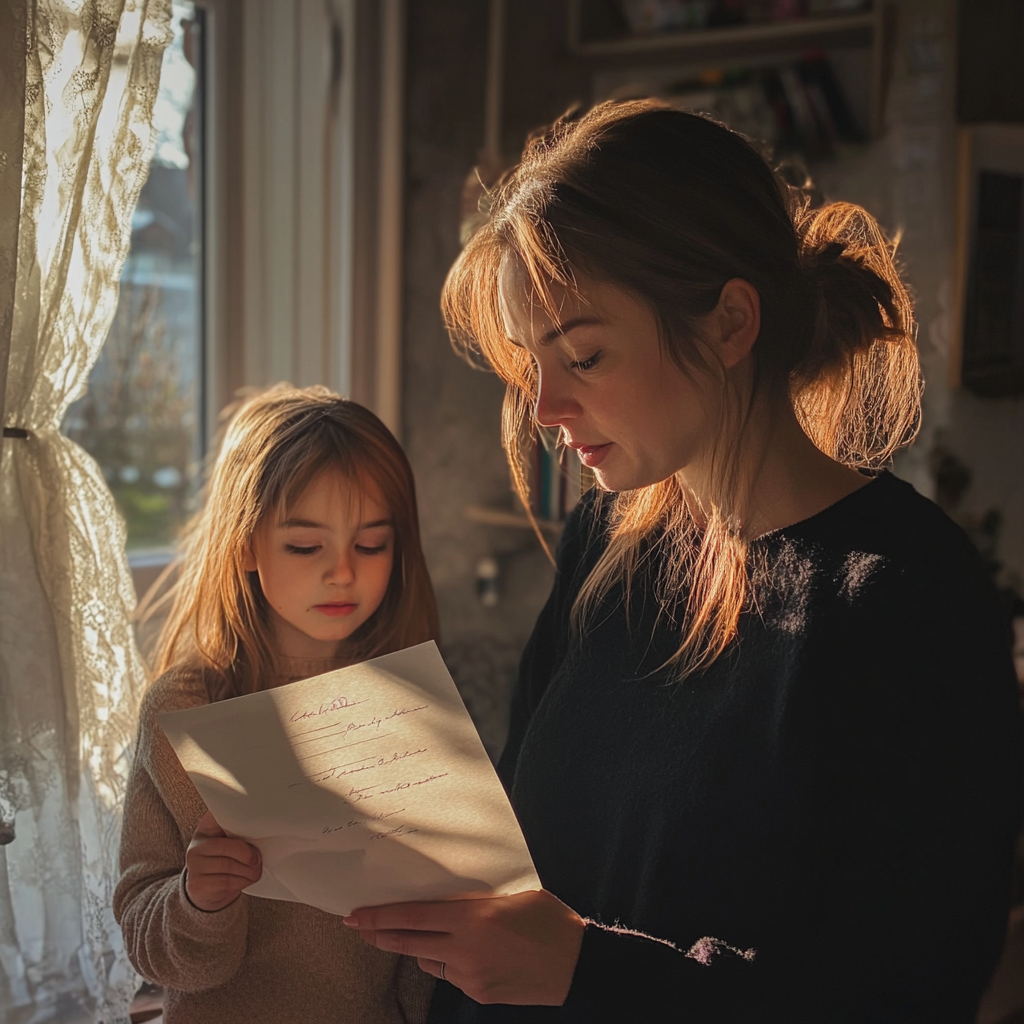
[62,1,202,558]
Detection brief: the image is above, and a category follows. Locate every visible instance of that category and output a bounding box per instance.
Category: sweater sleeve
[113,671,250,992]
[560,547,1022,1023]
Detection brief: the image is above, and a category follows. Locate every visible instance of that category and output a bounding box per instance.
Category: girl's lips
[574,443,612,468]
[315,603,357,617]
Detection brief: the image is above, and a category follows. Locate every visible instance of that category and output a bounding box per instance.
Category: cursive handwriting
[309,747,428,785]
[322,806,406,834]
[311,760,375,783]
[377,747,428,767]
[386,704,428,720]
[378,772,449,795]
[290,696,368,723]
[343,714,384,738]
[371,824,420,840]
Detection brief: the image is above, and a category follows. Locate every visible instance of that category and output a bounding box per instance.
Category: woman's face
[500,265,715,493]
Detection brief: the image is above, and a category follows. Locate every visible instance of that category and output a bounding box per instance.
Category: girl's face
[243,469,395,661]
[500,266,714,493]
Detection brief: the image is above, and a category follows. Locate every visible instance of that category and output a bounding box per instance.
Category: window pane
[63,1,202,556]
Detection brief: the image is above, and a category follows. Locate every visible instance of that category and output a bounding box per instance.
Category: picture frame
[951,123,1024,396]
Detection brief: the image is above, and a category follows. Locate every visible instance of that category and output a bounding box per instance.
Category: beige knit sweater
[114,658,434,1024]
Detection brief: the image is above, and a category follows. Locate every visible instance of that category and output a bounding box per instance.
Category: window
[62,1,204,559]
[61,0,407,568]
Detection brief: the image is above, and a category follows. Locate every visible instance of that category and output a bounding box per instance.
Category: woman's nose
[534,371,577,429]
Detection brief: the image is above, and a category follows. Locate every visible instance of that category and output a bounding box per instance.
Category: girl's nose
[325,551,355,585]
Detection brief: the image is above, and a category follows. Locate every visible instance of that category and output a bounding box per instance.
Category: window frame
[129,0,406,599]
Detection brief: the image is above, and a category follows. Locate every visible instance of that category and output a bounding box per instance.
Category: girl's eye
[355,543,389,556]
[285,544,320,555]
[570,352,600,372]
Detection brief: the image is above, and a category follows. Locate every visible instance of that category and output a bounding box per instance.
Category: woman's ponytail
[789,200,921,469]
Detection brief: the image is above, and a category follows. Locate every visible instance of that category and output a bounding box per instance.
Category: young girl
[346,101,1021,1022]
[114,385,439,1024]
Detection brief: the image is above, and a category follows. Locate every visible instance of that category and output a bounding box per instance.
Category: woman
[344,100,1020,1022]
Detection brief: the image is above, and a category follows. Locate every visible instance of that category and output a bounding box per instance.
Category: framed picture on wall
[952,123,1024,397]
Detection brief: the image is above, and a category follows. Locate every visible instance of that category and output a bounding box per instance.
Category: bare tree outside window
[63,0,202,556]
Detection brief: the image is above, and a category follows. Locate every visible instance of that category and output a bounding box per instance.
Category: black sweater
[432,473,1020,1023]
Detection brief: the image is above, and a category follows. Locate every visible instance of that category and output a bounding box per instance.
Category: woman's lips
[315,603,357,617]
[574,443,612,468]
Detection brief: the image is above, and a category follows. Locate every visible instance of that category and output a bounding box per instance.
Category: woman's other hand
[184,809,262,912]
[343,889,585,1006]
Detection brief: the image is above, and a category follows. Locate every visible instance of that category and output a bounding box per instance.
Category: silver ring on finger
[440,961,446,981]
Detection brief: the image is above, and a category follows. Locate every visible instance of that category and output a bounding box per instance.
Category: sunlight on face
[498,261,715,493]
[244,470,395,662]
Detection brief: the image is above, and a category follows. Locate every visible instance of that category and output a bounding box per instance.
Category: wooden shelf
[567,2,893,140]
[569,7,877,63]
[464,504,564,534]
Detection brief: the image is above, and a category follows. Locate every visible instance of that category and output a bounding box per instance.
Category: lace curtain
[0,2,171,1022]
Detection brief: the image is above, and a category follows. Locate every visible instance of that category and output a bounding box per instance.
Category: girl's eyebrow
[278,517,393,530]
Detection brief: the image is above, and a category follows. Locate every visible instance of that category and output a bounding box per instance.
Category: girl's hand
[343,889,585,1006]
[184,809,262,912]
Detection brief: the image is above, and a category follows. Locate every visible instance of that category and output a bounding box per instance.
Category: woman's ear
[711,278,761,370]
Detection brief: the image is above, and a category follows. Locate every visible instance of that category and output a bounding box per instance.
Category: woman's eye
[285,544,320,555]
[355,543,388,556]
[570,353,600,372]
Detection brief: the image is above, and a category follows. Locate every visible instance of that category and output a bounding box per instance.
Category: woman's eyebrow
[537,315,603,346]
[358,519,393,530]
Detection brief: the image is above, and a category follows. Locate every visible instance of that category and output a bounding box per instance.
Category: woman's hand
[343,888,585,1006]
[184,809,262,912]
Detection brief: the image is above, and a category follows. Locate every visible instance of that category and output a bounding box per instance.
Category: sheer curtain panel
[0,2,171,1022]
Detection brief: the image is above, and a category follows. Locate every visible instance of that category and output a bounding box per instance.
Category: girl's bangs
[267,426,369,525]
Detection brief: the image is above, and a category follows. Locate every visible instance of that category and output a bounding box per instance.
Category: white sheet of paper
[159,641,540,916]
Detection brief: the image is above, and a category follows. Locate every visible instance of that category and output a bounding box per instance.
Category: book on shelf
[660,53,862,160]
[530,438,584,523]
[607,0,871,39]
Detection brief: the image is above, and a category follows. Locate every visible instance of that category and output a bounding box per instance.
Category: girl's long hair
[442,99,919,679]
[152,384,440,702]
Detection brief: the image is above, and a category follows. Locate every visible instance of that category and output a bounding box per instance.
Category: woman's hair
[442,98,920,678]
[152,384,440,701]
